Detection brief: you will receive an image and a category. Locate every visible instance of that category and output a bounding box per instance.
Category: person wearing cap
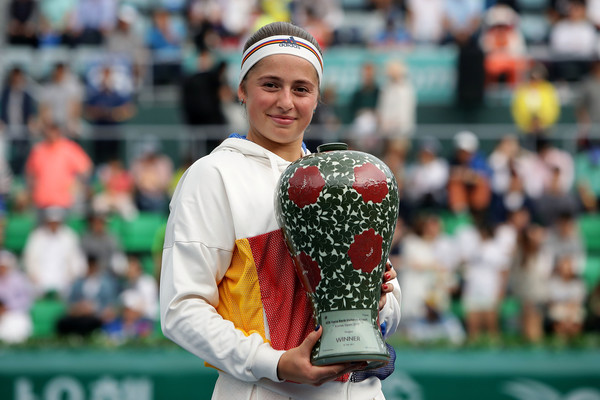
[159,22,401,399]
[448,131,493,214]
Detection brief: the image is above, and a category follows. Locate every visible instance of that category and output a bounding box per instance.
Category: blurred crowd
[383,130,600,345]
[1,0,600,346]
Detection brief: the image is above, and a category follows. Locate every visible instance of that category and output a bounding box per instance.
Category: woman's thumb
[302,325,322,350]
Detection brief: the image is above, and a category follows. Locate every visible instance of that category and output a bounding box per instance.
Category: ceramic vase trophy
[275,143,399,369]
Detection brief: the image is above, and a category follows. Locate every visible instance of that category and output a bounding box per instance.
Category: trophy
[275,143,399,369]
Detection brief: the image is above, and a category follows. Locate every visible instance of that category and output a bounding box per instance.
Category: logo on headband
[279,36,300,49]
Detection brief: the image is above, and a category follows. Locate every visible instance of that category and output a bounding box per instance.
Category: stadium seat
[118,212,167,253]
[30,298,67,338]
[65,216,87,235]
[516,0,549,12]
[519,13,550,44]
[3,213,36,254]
[584,255,600,291]
[440,211,473,235]
[579,214,600,255]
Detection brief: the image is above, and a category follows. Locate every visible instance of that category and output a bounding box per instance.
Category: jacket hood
[213,137,307,175]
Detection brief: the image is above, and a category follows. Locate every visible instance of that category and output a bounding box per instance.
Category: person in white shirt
[23,207,87,299]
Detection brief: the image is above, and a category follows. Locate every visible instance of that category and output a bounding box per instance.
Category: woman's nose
[277,89,293,111]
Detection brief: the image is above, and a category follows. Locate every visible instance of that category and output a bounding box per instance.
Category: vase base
[312,353,390,370]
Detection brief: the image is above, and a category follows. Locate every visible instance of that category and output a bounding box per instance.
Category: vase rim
[316,143,349,152]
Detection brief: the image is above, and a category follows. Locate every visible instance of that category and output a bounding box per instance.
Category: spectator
[0,66,37,175]
[574,140,600,212]
[130,142,174,213]
[544,211,586,274]
[184,0,225,52]
[83,65,136,164]
[312,85,342,137]
[180,51,227,126]
[25,122,92,213]
[547,255,587,339]
[23,207,87,298]
[0,299,32,343]
[371,12,412,48]
[488,135,535,223]
[399,214,452,326]
[0,250,34,314]
[511,224,553,342]
[404,137,449,214]
[511,63,560,138]
[38,0,75,47]
[376,60,416,144]
[291,0,343,49]
[104,4,149,94]
[406,0,446,44]
[586,281,600,332]
[120,255,158,321]
[56,255,119,337]
[103,289,154,342]
[575,60,600,143]
[65,0,117,46]
[348,62,380,124]
[548,0,572,24]
[480,4,528,86]
[92,158,138,220]
[404,296,466,345]
[549,0,597,81]
[147,8,185,85]
[0,152,13,221]
[532,138,578,225]
[6,0,38,47]
[442,0,484,45]
[80,210,127,275]
[587,0,600,29]
[39,63,84,138]
[447,131,493,214]
[458,220,510,341]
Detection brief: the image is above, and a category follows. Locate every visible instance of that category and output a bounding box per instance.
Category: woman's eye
[295,87,309,93]
[263,82,278,89]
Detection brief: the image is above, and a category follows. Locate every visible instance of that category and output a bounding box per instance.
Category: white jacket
[160,137,401,399]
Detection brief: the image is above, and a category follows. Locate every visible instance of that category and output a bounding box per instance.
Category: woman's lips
[269,115,296,125]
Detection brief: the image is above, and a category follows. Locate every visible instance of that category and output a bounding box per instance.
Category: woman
[160,22,401,399]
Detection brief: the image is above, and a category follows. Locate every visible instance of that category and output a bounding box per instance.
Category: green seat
[119,213,167,253]
[440,211,472,235]
[584,255,600,291]
[3,213,36,253]
[65,217,87,235]
[30,299,67,338]
[580,214,600,254]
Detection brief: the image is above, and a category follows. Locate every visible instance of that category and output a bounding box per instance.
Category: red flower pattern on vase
[348,229,383,274]
[295,252,321,292]
[352,163,388,203]
[288,166,326,208]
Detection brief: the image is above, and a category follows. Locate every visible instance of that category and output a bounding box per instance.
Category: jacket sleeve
[378,277,401,339]
[159,161,284,383]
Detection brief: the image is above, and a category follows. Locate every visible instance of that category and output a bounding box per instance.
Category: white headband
[239,35,323,87]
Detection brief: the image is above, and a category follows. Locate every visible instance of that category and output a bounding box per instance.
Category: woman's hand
[277,326,366,386]
[379,261,397,311]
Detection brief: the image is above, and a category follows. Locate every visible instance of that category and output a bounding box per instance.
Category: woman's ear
[237,85,246,105]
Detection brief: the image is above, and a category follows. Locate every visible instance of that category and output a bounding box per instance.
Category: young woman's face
[239,54,319,161]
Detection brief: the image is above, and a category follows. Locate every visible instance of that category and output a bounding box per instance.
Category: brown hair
[242,21,322,55]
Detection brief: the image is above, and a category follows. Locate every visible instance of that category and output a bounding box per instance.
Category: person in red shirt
[25,122,92,214]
